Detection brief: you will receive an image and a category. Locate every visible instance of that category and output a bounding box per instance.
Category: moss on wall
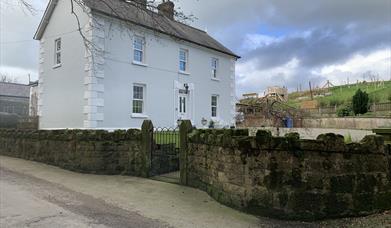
[186,129,391,221]
[0,128,147,176]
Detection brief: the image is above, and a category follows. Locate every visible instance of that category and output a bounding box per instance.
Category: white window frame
[132,84,147,118]
[211,95,218,118]
[54,38,61,68]
[211,58,219,79]
[133,36,145,64]
[179,48,189,73]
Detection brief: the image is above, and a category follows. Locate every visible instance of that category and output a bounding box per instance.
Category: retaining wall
[302,117,391,130]
[184,129,391,220]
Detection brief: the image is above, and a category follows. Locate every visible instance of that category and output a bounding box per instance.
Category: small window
[211,58,218,78]
[179,49,188,72]
[133,36,145,63]
[54,38,61,65]
[132,85,145,114]
[211,95,218,117]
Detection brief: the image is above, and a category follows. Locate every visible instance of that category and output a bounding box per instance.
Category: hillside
[287,80,391,108]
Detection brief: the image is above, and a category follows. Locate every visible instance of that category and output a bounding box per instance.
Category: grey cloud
[1,0,390,94]
[236,66,327,96]
[245,24,390,71]
[0,0,46,72]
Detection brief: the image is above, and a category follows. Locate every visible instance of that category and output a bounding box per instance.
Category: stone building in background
[0,82,31,117]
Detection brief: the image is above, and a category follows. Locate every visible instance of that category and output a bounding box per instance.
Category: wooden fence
[301,102,391,116]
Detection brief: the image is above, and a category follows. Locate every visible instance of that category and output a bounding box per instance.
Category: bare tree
[13,0,195,57]
[0,73,18,83]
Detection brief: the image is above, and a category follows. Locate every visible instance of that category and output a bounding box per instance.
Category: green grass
[154,131,180,148]
[288,80,391,108]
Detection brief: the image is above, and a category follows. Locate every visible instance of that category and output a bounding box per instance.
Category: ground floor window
[133,84,145,114]
[211,95,218,117]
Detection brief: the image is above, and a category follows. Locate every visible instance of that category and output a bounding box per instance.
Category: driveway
[0,156,390,227]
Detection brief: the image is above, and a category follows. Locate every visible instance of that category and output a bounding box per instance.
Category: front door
[178,94,188,120]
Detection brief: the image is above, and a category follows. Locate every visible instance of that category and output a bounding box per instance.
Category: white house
[34,0,239,129]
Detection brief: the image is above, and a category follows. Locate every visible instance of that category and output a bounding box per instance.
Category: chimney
[133,0,147,9]
[158,0,175,20]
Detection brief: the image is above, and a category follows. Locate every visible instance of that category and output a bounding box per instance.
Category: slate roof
[85,0,239,58]
[34,0,239,58]
[0,82,30,98]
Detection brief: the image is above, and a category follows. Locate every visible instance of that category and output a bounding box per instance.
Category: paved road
[1,156,390,228]
[0,168,169,228]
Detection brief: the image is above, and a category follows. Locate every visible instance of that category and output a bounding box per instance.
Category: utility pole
[309,81,313,100]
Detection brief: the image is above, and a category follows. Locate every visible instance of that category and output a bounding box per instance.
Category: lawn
[288,80,391,108]
[153,131,180,148]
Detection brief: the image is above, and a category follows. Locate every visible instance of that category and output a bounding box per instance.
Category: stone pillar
[179,120,193,185]
[141,120,153,177]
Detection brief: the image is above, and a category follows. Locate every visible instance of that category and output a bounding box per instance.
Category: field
[288,80,391,108]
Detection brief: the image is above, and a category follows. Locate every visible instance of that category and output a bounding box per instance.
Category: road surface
[0,156,390,227]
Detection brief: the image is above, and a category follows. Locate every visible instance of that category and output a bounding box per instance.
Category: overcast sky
[1,0,390,95]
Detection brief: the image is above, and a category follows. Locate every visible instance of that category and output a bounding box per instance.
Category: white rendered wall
[97,14,236,129]
[38,0,89,129]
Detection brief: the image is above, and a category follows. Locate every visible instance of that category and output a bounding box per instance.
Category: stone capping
[0,128,142,141]
[188,129,389,155]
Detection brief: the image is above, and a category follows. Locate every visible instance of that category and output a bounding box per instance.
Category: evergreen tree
[352,89,369,115]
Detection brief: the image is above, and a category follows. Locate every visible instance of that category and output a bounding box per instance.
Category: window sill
[179,70,190,75]
[211,78,220,81]
[131,113,149,119]
[132,61,148,67]
[53,64,62,69]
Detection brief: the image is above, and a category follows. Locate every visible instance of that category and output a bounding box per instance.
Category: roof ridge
[35,0,239,58]
[0,82,30,86]
[126,1,207,34]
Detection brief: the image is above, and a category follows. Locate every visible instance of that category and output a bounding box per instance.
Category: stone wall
[185,129,391,220]
[0,128,149,177]
[247,127,373,142]
[302,117,391,130]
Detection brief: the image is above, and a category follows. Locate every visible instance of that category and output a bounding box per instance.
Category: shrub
[208,120,215,129]
[329,98,344,107]
[352,89,369,115]
[369,94,381,104]
[337,105,352,117]
[319,99,327,108]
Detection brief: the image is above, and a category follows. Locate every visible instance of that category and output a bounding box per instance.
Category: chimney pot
[158,0,175,20]
[133,0,147,9]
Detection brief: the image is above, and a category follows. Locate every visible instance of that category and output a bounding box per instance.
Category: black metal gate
[150,127,180,177]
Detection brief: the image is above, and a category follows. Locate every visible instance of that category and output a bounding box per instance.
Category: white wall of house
[96,14,236,129]
[38,4,236,129]
[38,0,89,129]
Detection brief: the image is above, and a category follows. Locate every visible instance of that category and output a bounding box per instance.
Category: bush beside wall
[0,129,148,176]
[185,129,391,221]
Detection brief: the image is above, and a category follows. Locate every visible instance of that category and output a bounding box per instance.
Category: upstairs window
[54,38,61,66]
[133,36,145,63]
[132,85,145,114]
[211,58,218,78]
[179,49,188,72]
[211,95,218,117]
